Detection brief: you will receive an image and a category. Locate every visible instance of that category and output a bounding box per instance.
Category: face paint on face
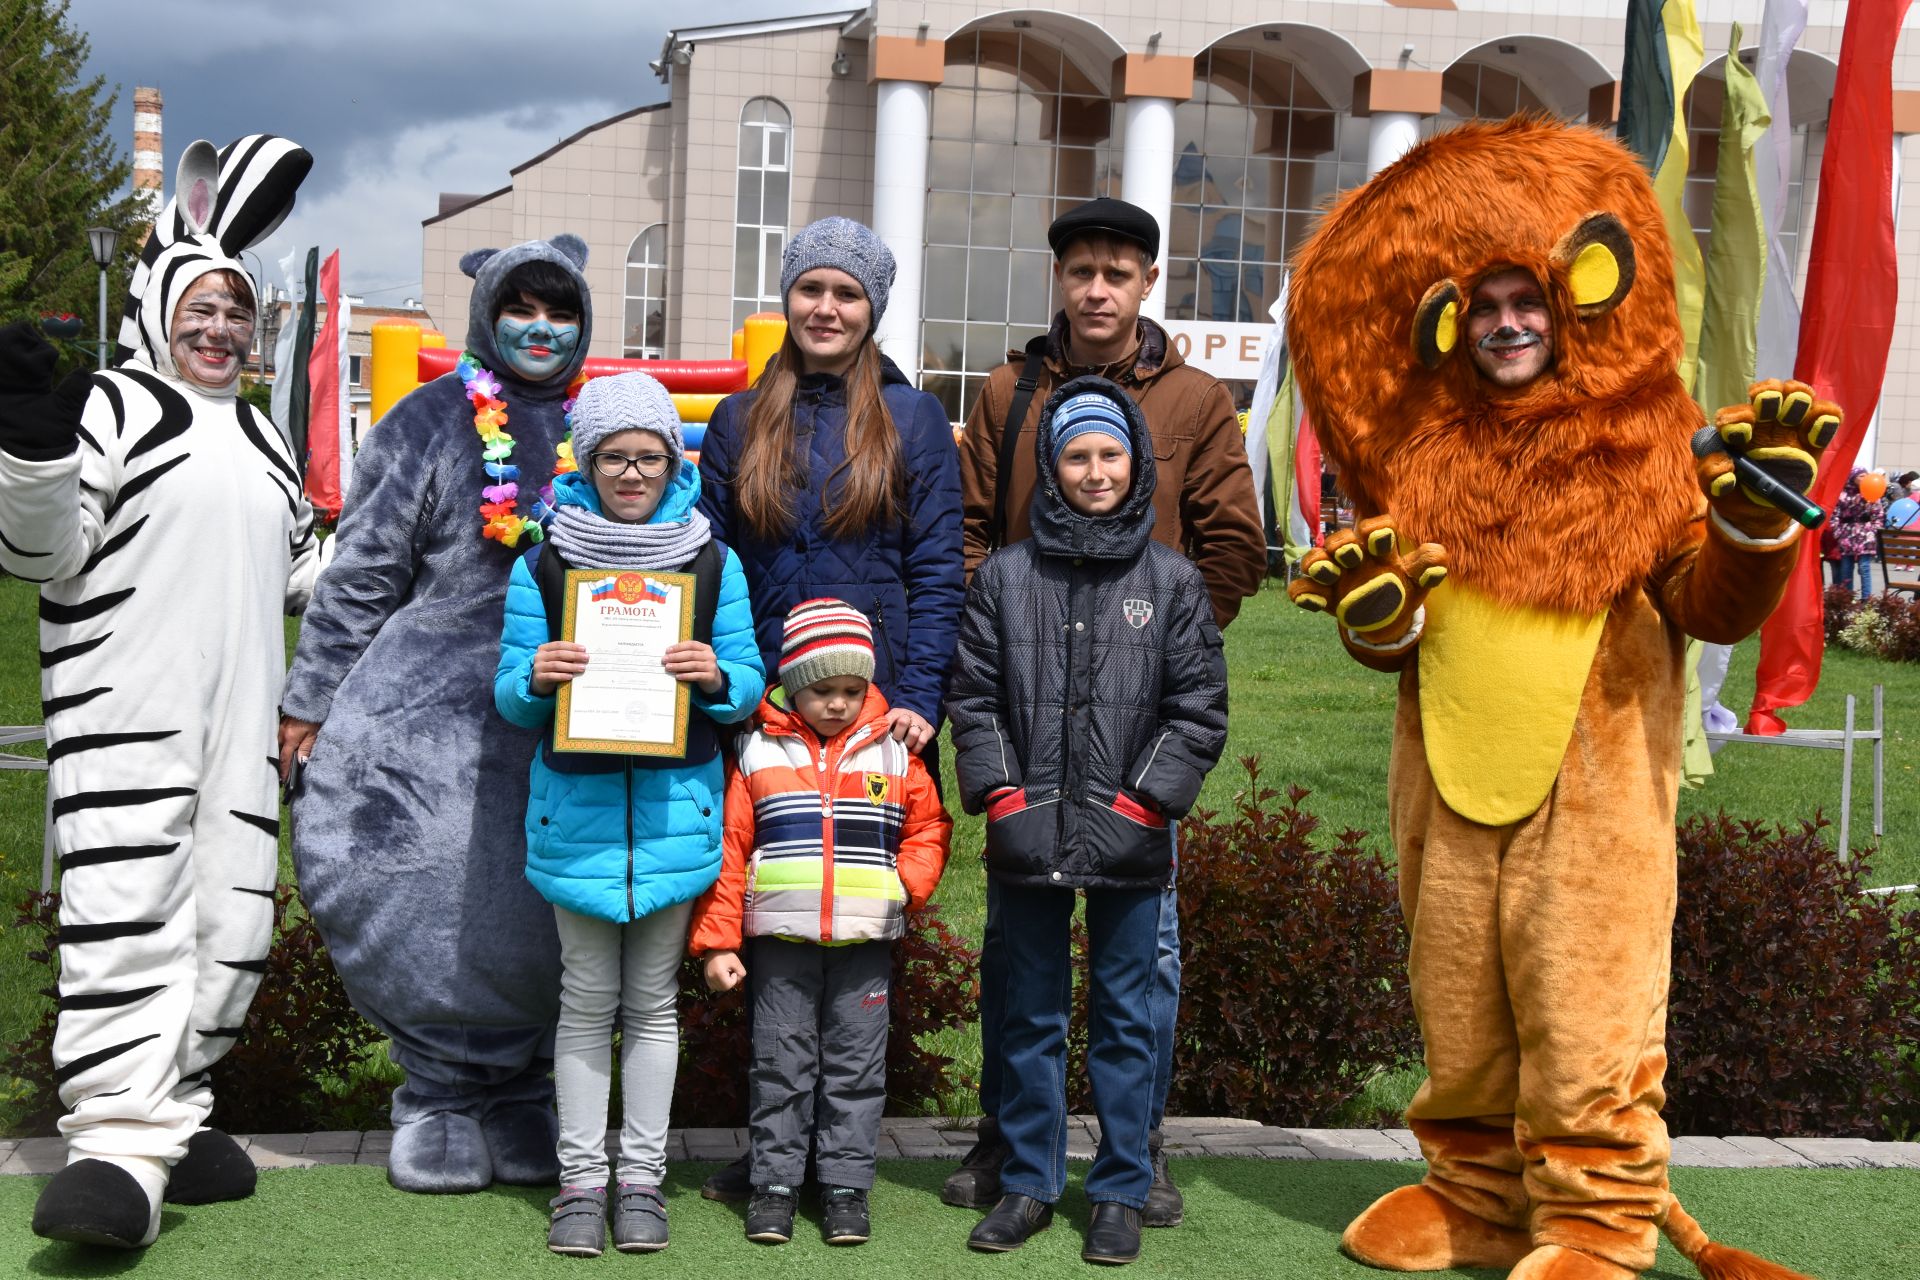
[169,273,256,391]
[493,291,582,381]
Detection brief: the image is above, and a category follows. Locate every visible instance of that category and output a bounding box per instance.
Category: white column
[872,79,932,379]
[1122,96,1176,323]
[1366,111,1421,177]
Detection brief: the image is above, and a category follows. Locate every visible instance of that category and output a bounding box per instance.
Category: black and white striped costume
[0,137,313,1242]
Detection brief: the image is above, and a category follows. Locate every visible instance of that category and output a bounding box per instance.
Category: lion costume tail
[1660,1196,1814,1280]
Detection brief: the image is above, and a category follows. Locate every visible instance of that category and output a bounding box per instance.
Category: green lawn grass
[2,1160,1911,1278]
[4,575,1917,1131]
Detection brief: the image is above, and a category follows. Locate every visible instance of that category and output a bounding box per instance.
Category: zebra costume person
[0,136,317,1250]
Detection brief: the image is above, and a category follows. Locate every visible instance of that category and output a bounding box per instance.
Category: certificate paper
[555,568,696,757]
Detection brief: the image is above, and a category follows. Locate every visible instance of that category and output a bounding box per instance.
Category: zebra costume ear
[118,135,313,366]
[176,141,220,237]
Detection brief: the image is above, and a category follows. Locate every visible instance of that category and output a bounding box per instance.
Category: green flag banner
[1696,24,1773,419]
[1618,0,1676,172]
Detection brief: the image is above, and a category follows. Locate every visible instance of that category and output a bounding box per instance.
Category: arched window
[1164,44,1367,327]
[732,97,792,331]
[1682,69,1814,270]
[922,31,1124,422]
[623,224,668,359]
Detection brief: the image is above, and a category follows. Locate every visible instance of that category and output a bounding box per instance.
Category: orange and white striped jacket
[688,684,950,954]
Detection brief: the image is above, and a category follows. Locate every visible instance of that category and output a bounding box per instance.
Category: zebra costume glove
[0,321,91,460]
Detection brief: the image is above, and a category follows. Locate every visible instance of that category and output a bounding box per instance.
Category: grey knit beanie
[568,372,685,475]
[780,217,895,326]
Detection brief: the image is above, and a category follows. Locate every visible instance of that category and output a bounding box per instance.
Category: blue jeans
[1834,554,1875,596]
[993,882,1160,1207]
[979,871,1180,1130]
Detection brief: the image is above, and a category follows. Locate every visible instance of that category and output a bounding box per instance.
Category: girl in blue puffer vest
[494,373,764,1256]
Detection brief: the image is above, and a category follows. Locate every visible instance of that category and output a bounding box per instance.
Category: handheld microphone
[1690,425,1826,531]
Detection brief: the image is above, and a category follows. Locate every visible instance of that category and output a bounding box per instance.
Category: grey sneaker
[1142,1130,1184,1227]
[547,1185,607,1257]
[613,1182,669,1252]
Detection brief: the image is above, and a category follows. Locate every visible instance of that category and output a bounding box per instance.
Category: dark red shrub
[671,900,979,1126]
[1667,813,1920,1138]
[1062,759,1419,1124]
[1823,585,1861,644]
[4,888,388,1135]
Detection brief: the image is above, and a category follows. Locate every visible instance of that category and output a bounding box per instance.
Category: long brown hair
[735,334,904,540]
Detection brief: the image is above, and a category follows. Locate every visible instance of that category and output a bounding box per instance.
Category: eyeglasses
[589,451,672,479]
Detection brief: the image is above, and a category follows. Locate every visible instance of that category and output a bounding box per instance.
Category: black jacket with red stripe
[947,377,1229,891]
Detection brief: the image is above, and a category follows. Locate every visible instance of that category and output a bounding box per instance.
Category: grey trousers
[552,901,690,1188]
[746,937,891,1190]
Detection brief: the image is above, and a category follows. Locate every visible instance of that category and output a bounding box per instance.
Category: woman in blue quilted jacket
[494,373,765,1257]
[696,217,965,760]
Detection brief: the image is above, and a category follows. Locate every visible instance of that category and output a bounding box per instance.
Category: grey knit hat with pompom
[780,217,895,326]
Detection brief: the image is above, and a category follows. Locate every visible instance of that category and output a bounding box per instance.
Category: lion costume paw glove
[1282,117,1818,1280]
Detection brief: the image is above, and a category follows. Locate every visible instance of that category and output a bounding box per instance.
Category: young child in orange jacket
[689,598,950,1247]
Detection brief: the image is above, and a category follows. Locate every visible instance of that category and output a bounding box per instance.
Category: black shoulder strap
[989,336,1051,551]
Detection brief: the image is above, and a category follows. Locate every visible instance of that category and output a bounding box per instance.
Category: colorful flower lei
[455,352,583,546]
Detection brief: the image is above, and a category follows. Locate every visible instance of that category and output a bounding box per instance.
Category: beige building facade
[420,0,1920,473]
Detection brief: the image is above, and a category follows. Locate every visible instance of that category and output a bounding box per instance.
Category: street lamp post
[86,226,119,371]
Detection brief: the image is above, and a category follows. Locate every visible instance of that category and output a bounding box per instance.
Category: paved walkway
[5,1118,1917,1176]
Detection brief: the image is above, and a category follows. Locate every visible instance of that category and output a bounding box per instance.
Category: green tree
[0,0,145,366]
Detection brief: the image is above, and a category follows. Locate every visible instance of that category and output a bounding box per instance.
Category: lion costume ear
[1412,279,1462,370]
[1552,212,1636,318]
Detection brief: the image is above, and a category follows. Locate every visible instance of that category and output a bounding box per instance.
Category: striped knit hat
[779,598,875,697]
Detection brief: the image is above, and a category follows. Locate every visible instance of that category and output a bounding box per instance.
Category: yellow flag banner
[1652,0,1706,390]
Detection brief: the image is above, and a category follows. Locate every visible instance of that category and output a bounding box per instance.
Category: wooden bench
[1879,527,1920,598]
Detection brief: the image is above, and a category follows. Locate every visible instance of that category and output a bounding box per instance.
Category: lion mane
[1287,116,1702,615]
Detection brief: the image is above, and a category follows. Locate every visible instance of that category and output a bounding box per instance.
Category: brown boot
[1340,1183,1531,1272]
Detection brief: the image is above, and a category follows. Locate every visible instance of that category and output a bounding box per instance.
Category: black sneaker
[702,1153,751,1203]
[820,1186,870,1245]
[940,1117,1008,1209]
[744,1184,798,1244]
[1142,1130,1184,1227]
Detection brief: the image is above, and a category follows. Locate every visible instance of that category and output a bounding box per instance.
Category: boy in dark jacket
[947,378,1228,1266]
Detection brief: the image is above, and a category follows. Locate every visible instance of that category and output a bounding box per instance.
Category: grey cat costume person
[280,235,591,1193]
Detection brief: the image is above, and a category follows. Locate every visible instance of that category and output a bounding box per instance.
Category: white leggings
[551,901,690,1189]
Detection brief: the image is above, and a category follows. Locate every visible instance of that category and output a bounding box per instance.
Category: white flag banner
[1241,278,1289,529]
[270,245,307,440]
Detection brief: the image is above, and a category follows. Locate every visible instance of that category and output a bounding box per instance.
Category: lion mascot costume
[1285,118,1835,1280]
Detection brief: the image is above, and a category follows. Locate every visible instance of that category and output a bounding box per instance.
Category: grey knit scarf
[548,503,712,571]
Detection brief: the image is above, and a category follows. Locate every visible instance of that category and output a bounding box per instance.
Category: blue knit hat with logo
[1050,390,1135,467]
[780,216,895,327]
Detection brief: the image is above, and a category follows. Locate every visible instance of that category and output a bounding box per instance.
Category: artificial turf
[0,1159,1912,1279]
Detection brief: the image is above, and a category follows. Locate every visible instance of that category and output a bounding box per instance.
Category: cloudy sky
[74,0,824,305]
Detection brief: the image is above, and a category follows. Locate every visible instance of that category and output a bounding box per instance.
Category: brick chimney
[133,86,163,231]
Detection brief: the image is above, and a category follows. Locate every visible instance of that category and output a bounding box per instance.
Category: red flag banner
[1296,411,1322,546]
[1746,0,1910,734]
[305,250,343,520]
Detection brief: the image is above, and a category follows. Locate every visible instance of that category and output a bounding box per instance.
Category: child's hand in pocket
[704,950,746,992]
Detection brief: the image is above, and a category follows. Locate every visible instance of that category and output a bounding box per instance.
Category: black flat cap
[1047,197,1160,263]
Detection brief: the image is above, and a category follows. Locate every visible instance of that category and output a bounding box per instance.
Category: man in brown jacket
[945,197,1265,1235]
[957,197,1266,627]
